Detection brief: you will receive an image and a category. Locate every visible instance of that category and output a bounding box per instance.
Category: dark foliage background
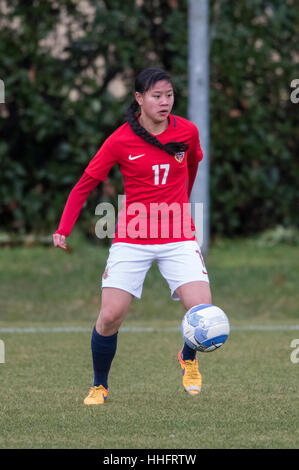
[0,0,298,238]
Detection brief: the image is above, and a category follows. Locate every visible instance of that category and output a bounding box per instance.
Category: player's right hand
[52,233,67,250]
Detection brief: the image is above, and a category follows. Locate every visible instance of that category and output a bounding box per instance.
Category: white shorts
[101,240,209,301]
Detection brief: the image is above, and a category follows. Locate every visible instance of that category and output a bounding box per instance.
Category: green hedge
[0,0,298,237]
[210,0,299,235]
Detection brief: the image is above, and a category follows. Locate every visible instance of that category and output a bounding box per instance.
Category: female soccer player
[53,68,212,404]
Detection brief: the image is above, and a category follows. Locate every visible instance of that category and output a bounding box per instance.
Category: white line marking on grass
[0,327,91,333]
[231,325,299,331]
[0,325,299,333]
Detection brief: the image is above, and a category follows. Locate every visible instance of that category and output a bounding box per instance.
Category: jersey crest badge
[174,152,185,163]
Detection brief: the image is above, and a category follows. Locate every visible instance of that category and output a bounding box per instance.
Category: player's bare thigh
[175,281,212,311]
[96,287,133,336]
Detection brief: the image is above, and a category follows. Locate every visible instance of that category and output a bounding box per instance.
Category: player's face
[135,80,174,125]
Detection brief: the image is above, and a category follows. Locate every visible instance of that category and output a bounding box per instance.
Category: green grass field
[0,233,299,449]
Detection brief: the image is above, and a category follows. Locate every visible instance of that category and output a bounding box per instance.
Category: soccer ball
[181,304,230,352]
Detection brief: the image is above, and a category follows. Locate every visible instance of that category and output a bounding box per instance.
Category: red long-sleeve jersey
[56,114,203,244]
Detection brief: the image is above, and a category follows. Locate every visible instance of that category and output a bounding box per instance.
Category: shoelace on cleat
[88,387,96,397]
[184,360,200,380]
[89,386,104,397]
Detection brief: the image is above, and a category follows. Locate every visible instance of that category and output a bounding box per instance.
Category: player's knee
[182,285,212,310]
[193,293,212,308]
[97,307,116,326]
[96,306,124,334]
[192,286,212,308]
[199,282,212,305]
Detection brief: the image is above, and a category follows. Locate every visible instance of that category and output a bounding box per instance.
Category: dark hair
[126,68,188,156]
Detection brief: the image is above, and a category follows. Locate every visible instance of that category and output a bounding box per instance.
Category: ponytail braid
[126,99,188,157]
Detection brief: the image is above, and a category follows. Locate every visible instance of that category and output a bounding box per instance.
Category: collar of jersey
[137,113,175,138]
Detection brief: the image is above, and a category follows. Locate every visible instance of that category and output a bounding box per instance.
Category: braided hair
[126,68,188,156]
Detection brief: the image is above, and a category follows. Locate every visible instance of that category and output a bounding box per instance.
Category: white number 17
[152,164,170,185]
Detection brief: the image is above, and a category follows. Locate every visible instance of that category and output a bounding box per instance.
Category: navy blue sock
[91,326,118,389]
[182,342,196,361]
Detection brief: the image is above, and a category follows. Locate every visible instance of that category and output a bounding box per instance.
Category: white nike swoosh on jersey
[128,154,145,160]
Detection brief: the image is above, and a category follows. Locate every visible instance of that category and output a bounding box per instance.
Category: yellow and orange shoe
[83,385,109,405]
[178,349,202,396]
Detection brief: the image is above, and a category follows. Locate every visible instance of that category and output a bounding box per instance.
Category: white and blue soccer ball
[181,304,230,352]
